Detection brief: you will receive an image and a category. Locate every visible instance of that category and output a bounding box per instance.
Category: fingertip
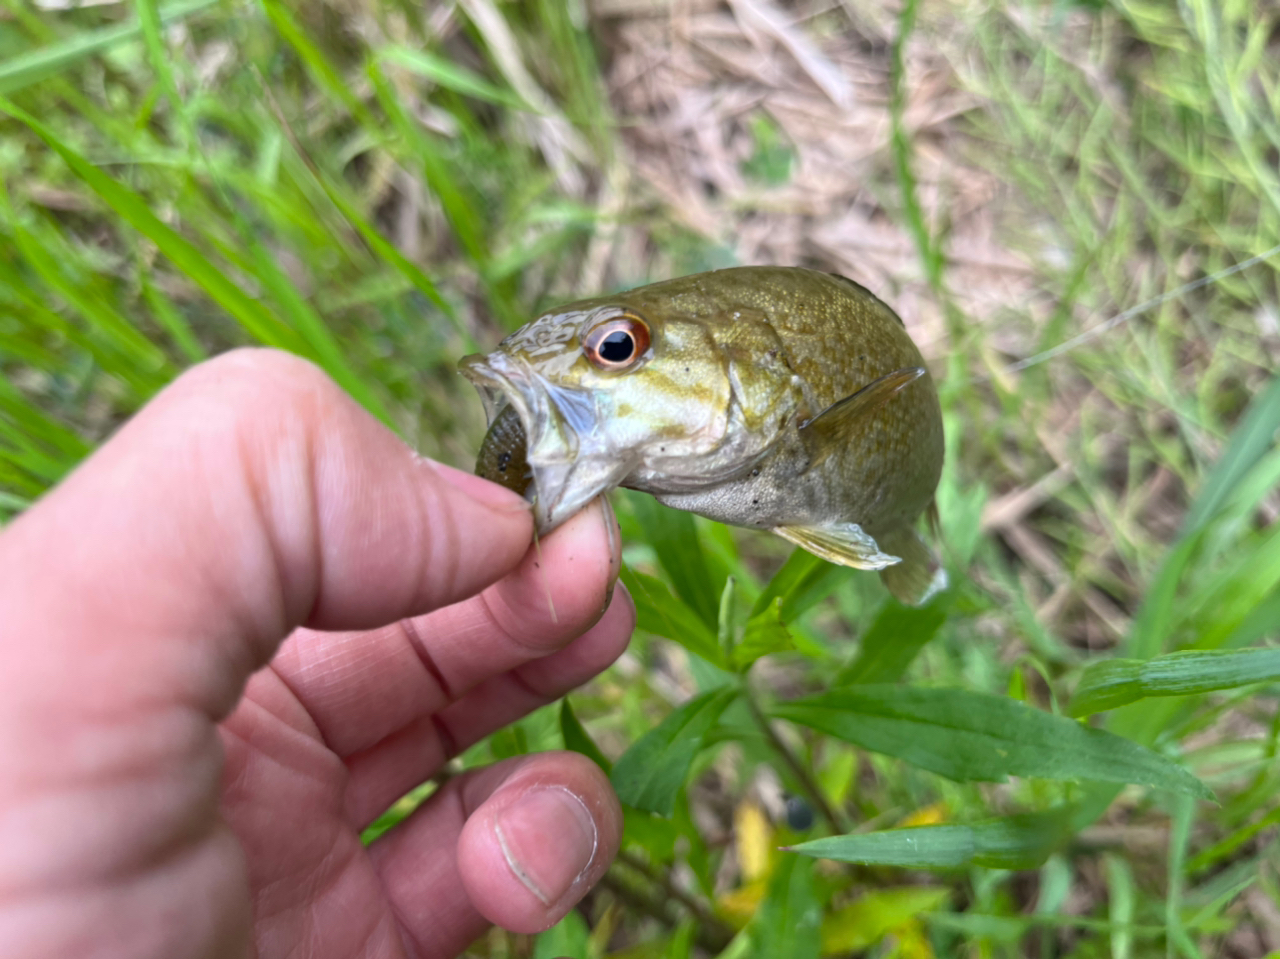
[428,460,534,516]
[457,755,621,933]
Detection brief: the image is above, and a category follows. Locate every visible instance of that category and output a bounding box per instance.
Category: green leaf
[611,688,738,815]
[629,496,721,629]
[750,854,821,959]
[534,909,589,959]
[733,598,795,670]
[718,575,737,664]
[837,595,949,684]
[773,686,1211,798]
[619,564,725,668]
[621,804,680,860]
[560,698,611,773]
[0,0,218,95]
[789,810,1074,870]
[379,46,530,110]
[1070,648,1280,716]
[751,547,846,621]
[488,724,527,760]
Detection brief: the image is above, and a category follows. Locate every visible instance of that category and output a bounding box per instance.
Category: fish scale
[461,266,946,605]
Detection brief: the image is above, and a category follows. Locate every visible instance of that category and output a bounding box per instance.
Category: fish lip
[460,352,631,533]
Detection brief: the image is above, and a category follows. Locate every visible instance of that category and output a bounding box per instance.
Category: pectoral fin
[799,367,926,464]
[877,527,948,606]
[774,522,901,570]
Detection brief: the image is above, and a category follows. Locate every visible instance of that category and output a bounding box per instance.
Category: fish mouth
[460,352,633,533]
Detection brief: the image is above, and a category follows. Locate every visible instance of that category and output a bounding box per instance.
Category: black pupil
[599,330,635,363]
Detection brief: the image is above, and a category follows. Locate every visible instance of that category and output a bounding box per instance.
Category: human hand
[0,349,634,958]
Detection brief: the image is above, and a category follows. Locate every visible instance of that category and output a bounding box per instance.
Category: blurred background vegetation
[2,0,1279,956]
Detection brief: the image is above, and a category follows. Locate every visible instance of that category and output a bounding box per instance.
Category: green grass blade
[3,101,300,353]
[1128,374,1280,660]
[1105,853,1136,959]
[239,235,394,426]
[0,0,218,95]
[258,0,374,128]
[378,47,531,110]
[1071,648,1280,717]
[140,278,206,363]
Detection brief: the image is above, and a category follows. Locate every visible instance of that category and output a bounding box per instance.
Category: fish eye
[583,314,650,371]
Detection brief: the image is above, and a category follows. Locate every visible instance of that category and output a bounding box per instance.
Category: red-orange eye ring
[583,314,651,370]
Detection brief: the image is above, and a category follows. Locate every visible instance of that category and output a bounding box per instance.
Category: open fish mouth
[460,353,633,533]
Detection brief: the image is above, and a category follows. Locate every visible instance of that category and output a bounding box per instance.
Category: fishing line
[980,242,1280,381]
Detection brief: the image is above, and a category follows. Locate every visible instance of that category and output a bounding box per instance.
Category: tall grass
[2,1,1278,957]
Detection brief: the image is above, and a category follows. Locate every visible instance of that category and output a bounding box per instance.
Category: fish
[459,266,946,605]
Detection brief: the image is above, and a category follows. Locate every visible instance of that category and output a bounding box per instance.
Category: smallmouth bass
[459,266,945,605]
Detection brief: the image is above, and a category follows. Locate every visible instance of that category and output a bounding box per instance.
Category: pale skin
[0,349,635,959]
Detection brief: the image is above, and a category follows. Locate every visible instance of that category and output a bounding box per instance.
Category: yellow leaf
[821,887,949,955]
[734,800,774,882]
[716,877,768,928]
[898,802,948,827]
[886,918,935,959]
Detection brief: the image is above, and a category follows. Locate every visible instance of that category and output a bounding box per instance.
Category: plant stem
[599,871,733,953]
[742,680,850,836]
[614,849,733,941]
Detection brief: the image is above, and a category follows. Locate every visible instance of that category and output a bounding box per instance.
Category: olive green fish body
[462,267,945,604]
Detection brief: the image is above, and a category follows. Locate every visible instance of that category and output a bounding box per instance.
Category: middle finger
[269,498,622,760]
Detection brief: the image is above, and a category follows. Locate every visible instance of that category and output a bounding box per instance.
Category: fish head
[460,299,736,531]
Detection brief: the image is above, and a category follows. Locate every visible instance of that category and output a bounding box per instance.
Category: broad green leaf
[621,805,680,861]
[750,854,820,959]
[629,495,721,629]
[821,887,950,953]
[379,46,530,110]
[837,595,949,685]
[1069,648,1280,716]
[750,547,845,621]
[732,598,795,670]
[488,724,528,760]
[559,698,611,773]
[774,686,1211,798]
[0,0,218,95]
[789,810,1074,870]
[534,909,588,959]
[619,564,725,668]
[611,688,738,815]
